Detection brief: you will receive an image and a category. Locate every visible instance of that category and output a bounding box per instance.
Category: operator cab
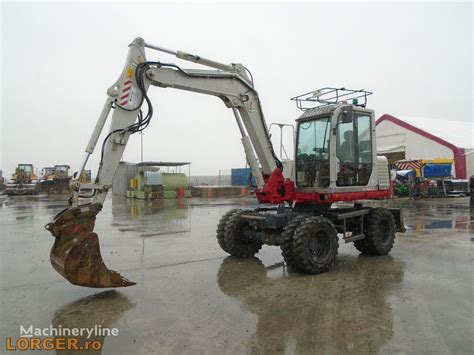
[52,165,70,179]
[18,164,34,174]
[291,88,377,193]
[54,165,70,172]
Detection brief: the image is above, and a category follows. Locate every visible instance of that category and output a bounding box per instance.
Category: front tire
[355,208,396,255]
[280,215,307,270]
[292,217,339,274]
[216,209,239,253]
[223,210,262,257]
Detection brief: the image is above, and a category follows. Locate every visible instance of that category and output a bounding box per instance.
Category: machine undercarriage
[218,203,405,274]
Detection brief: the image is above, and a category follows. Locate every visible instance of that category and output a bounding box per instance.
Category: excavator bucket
[46,203,135,288]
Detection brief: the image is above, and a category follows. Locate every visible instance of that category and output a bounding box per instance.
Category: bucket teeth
[48,203,136,288]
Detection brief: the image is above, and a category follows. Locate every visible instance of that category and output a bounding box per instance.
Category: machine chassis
[237,205,405,246]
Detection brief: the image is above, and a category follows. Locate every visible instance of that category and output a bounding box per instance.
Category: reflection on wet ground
[360,198,473,232]
[217,255,404,354]
[0,195,472,353]
[52,291,134,354]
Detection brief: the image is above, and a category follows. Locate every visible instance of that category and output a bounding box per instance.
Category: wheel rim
[237,221,254,244]
[308,231,331,261]
[380,220,391,244]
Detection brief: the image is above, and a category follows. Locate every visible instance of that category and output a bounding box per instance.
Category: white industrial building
[375,115,473,179]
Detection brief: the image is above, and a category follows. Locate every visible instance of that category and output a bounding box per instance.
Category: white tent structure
[375,115,473,179]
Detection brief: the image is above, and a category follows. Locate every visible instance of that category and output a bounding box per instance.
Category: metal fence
[190,167,256,187]
[190,169,231,186]
[115,165,254,191]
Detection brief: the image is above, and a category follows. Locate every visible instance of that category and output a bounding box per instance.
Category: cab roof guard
[291,87,373,111]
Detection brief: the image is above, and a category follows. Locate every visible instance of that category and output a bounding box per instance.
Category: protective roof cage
[291,87,373,111]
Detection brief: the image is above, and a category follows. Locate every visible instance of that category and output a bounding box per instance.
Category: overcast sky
[1,1,472,178]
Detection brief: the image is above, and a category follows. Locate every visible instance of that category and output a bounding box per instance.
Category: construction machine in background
[41,167,55,180]
[53,165,71,179]
[79,169,92,183]
[46,37,405,288]
[40,165,72,194]
[5,164,39,196]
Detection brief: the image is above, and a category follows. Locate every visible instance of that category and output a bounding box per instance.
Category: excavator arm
[46,37,288,288]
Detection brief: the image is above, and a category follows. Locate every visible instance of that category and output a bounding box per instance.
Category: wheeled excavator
[46,37,405,288]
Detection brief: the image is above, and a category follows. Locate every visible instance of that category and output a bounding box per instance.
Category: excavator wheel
[223,210,262,258]
[291,216,339,274]
[216,209,239,254]
[353,238,376,255]
[354,208,396,256]
[47,203,135,288]
[280,215,307,270]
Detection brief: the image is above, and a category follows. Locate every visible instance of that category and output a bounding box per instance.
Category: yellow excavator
[46,38,404,288]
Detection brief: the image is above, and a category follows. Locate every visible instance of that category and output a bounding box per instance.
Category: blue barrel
[231,168,256,186]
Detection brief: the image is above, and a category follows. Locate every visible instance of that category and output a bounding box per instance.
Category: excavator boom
[47,37,283,288]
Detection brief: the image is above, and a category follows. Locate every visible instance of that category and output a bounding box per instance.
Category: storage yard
[0,194,472,353]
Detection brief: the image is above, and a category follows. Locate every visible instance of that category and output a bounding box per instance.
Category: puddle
[406,218,470,230]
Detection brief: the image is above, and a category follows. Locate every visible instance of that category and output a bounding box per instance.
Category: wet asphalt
[0,194,472,354]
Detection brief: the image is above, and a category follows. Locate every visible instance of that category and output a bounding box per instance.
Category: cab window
[296,117,331,188]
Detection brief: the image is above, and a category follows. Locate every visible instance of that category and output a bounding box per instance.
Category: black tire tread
[216,209,239,253]
[355,208,396,255]
[353,238,377,254]
[224,210,262,257]
[280,215,307,270]
[292,216,339,274]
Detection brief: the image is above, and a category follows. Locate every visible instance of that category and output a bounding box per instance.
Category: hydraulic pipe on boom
[46,37,283,288]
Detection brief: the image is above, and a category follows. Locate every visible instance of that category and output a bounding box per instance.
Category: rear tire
[280,215,307,270]
[224,210,262,258]
[292,217,339,274]
[355,208,396,255]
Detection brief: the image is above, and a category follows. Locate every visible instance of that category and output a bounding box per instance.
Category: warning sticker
[119,80,133,106]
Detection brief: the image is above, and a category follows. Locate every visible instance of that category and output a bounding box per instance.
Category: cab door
[295,116,332,189]
[335,109,374,188]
